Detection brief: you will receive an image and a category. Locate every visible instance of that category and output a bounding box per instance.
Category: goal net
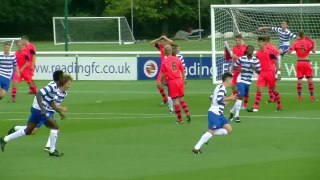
[53,17,135,45]
[0,38,20,52]
[211,4,320,84]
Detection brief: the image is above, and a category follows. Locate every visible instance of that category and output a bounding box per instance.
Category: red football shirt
[24,43,36,67]
[154,43,166,62]
[15,50,29,68]
[232,44,247,71]
[256,48,275,71]
[290,38,314,58]
[266,43,280,57]
[161,56,184,81]
[232,44,247,61]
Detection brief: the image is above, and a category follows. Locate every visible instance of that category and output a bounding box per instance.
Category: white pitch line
[3,114,320,121]
[12,90,315,95]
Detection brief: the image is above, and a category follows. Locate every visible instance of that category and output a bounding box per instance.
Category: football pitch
[0,80,319,180]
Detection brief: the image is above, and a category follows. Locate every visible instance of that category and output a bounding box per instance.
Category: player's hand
[59,112,66,120]
[230,94,238,101]
[277,74,282,81]
[60,106,68,113]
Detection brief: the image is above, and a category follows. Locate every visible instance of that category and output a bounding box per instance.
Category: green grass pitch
[0,80,319,180]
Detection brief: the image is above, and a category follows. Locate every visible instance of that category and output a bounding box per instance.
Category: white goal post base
[211,3,320,84]
[53,17,135,45]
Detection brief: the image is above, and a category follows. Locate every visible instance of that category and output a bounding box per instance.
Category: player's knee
[226,127,232,134]
[25,129,33,135]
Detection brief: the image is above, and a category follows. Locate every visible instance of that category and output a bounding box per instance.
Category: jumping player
[258,20,296,63]
[247,36,282,112]
[229,45,261,123]
[0,42,19,101]
[287,31,317,101]
[21,35,38,94]
[151,36,173,105]
[161,45,190,124]
[192,73,236,154]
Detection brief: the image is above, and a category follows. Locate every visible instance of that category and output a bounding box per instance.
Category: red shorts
[13,69,32,83]
[257,71,276,88]
[167,79,184,99]
[296,61,313,79]
[232,70,240,85]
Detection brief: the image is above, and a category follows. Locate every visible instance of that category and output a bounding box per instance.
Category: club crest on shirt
[143,60,158,78]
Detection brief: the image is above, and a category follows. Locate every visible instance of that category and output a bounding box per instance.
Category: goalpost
[53,17,135,45]
[211,4,320,84]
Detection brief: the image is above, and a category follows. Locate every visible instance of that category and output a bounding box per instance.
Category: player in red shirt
[151,36,173,105]
[287,31,317,101]
[21,35,38,94]
[161,45,190,124]
[248,36,282,112]
[230,34,248,108]
[265,36,281,103]
[10,41,37,102]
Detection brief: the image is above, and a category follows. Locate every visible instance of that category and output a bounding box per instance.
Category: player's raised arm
[161,36,174,45]
[258,26,271,31]
[150,36,162,46]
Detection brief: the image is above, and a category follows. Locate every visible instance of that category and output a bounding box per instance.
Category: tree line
[0,0,317,40]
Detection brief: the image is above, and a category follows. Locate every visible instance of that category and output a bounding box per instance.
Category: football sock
[49,129,58,153]
[167,97,173,112]
[179,99,190,116]
[11,87,17,100]
[268,86,275,102]
[253,91,262,109]
[243,94,249,108]
[4,129,26,142]
[14,126,27,131]
[235,99,242,117]
[213,128,228,135]
[297,82,302,97]
[157,86,167,102]
[308,81,314,97]
[274,90,282,109]
[230,104,236,114]
[195,132,212,150]
[45,134,51,148]
[174,104,182,122]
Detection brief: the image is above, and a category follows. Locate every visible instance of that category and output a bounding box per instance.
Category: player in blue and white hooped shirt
[258,20,296,64]
[0,42,19,100]
[229,45,261,123]
[0,72,72,157]
[7,70,68,151]
[192,73,237,154]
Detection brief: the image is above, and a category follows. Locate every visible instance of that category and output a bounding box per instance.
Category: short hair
[265,35,271,42]
[21,35,30,41]
[298,31,305,38]
[257,36,266,42]
[235,34,243,39]
[3,42,11,47]
[246,45,254,52]
[57,73,73,87]
[171,44,179,55]
[164,45,172,56]
[53,70,64,82]
[222,72,232,82]
[282,20,289,24]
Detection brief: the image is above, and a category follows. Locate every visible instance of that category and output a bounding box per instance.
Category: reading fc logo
[143,60,158,78]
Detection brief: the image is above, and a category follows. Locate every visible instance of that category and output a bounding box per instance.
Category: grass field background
[0,80,319,180]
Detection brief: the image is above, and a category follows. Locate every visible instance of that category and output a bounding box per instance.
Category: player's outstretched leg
[28,81,38,94]
[243,93,249,109]
[10,83,17,103]
[157,83,168,105]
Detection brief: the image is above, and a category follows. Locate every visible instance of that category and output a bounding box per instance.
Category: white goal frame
[53,17,135,45]
[210,4,320,84]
